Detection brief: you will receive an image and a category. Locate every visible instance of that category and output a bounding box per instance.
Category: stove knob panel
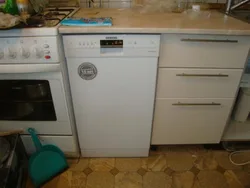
[20,47,30,58]
[33,47,44,59]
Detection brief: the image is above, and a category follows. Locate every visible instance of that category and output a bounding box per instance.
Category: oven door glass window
[0,80,56,121]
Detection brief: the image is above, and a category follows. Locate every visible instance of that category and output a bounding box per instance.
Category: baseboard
[81,148,149,157]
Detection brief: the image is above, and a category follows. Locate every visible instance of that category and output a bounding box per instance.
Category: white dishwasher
[63,34,160,157]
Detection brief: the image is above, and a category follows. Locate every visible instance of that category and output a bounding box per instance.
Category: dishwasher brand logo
[106,37,118,39]
[78,63,97,80]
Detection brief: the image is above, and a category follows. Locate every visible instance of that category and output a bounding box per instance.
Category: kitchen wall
[80,0,132,8]
[79,0,228,8]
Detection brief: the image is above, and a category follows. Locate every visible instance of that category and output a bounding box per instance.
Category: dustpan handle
[27,128,42,151]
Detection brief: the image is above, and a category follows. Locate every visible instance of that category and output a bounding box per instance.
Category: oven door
[0,64,72,135]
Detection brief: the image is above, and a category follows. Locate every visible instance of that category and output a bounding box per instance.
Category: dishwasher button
[44,50,50,54]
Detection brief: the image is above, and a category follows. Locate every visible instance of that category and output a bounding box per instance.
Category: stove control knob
[43,44,49,48]
[34,47,44,59]
[20,47,30,58]
[7,47,17,59]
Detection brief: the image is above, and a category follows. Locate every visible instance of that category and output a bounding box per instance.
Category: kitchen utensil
[0,137,10,167]
[28,128,68,187]
[0,129,23,136]
[25,82,49,99]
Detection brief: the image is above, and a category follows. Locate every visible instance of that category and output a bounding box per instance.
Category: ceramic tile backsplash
[79,0,226,8]
[80,0,132,8]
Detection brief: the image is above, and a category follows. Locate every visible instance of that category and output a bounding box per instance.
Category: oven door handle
[0,64,60,74]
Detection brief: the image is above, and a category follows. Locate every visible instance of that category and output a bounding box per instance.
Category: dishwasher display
[100,40,123,48]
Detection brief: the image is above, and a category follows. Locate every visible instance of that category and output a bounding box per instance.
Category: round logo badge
[78,63,97,80]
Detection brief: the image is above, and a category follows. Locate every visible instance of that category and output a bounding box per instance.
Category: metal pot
[25,82,49,99]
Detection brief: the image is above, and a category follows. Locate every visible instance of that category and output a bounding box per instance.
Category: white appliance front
[67,57,158,157]
[0,64,72,135]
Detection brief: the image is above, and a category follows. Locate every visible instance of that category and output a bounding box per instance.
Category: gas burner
[44,11,67,18]
[12,7,76,28]
[26,16,46,27]
[47,7,75,11]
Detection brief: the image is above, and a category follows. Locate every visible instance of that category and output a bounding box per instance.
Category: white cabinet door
[160,34,250,68]
[151,98,234,144]
[157,68,243,98]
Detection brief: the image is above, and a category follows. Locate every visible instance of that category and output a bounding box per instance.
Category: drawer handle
[172,102,221,106]
[180,39,238,43]
[176,73,229,77]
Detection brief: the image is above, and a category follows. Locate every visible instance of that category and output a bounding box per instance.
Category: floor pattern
[26,145,250,188]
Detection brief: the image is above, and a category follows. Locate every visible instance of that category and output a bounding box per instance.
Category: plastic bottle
[4,0,19,15]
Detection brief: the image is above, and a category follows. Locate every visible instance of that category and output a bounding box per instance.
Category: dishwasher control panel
[63,35,160,57]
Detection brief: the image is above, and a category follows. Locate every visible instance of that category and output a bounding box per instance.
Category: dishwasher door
[67,57,158,157]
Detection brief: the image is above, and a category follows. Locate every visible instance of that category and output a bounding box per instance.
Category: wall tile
[218,0,227,3]
[101,2,110,8]
[80,0,132,8]
[206,0,218,3]
[79,0,228,9]
[108,1,131,8]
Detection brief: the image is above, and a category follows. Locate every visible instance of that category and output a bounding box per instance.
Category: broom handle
[28,128,42,151]
[0,129,23,136]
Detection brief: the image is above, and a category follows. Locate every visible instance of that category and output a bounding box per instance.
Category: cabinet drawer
[151,98,234,144]
[160,34,249,68]
[157,68,242,98]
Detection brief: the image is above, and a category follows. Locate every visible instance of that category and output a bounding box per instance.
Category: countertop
[59,8,250,35]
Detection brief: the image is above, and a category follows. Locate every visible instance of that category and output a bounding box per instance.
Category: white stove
[0,7,78,37]
[0,7,79,157]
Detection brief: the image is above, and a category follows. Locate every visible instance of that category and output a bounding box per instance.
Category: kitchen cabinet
[159,34,249,68]
[152,98,234,144]
[152,34,249,145]
[157,68,243,98]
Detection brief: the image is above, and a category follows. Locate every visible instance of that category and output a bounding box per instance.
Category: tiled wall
[79,0,228,8]
[80,0,132,8]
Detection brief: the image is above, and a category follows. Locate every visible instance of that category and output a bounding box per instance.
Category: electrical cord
[222,141,250,166]
[229,151,250,166]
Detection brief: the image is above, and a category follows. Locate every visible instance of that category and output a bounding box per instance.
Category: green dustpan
[28,128,68,187]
